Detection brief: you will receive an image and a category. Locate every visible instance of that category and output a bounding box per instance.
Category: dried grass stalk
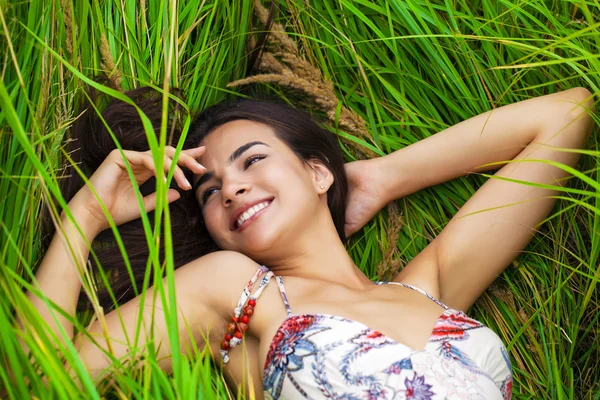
[100,34,122,91]
[375,201,404,280]
[228,0,379,160]
[60,0,76,56]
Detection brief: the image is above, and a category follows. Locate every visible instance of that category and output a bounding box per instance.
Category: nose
[221,176,251,206]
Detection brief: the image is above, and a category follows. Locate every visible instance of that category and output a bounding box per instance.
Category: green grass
[1,0,599,398]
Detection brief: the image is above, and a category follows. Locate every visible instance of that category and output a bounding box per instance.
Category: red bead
[224,333,232,341]
[221,340,230,350]
[231,316,239,323]
[248,299,256,307]
[226,322,236,334]
[240,315,250,324]
[234,331,243,339]
[238,322,249,332]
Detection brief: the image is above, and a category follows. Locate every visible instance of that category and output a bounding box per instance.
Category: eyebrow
[192,141,270,192]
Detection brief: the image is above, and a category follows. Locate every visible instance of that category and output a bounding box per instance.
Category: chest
[261,313,507,399]
[218,276,510,400]
[249,280,449,375]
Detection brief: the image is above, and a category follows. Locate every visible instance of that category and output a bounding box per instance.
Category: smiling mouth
[233,200,273,231]
[233,199,273,232]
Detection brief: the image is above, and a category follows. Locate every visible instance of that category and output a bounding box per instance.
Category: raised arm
[371,87,594,310]
[14,203,101,355]
[377,87,594,203]
[13,145,245,385]
[15,145,204,354]
[69,250,262,387]
[346,88,594,309]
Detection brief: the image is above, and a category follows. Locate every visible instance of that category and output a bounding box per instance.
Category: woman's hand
[343,157,390,237]
[68,145,207,233]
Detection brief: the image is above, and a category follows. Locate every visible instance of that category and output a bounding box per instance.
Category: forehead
[198,120,285,167]
[192,119,299,190]
[200,120,279,152]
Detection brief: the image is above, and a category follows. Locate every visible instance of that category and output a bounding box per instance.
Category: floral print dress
[222,266,513,399]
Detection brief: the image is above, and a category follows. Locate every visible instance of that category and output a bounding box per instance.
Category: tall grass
[1,0,598,398]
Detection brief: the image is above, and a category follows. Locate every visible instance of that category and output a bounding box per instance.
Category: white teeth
[236,201,270,228]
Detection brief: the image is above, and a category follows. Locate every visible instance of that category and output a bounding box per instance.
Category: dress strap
[382,281,449,310]
[233,265,273,317]
[220,266,292,364]
[274,275,293,316]
[220,265,273,364]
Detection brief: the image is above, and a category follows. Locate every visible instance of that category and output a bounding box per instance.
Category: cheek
[201,207,228,244]
[262,160,310,191]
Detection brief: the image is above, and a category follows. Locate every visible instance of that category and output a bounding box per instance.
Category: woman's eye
[202,187,219,204]
[243,154,266,169]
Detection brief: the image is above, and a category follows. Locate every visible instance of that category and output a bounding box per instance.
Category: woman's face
[193,120,328,260]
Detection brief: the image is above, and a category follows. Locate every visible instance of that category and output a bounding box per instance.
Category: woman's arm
[13,146,221,378]
[18,212,261,391]
[380,87,595,310]
[14,197,101,355]
[376,88,594,203]
[68,251,257,382]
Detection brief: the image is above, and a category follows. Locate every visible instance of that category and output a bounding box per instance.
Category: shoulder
[175,250,265,313]
[392,242,442,300]
[181,250,262,275]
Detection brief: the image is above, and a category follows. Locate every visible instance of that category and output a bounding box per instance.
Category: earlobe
[307,158,334,193]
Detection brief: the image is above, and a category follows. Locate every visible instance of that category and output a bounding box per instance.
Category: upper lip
[230,198,273,231]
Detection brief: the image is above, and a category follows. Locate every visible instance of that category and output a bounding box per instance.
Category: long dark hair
[50,89,347,312]
[49,86,218,312]
[190,99,348,241]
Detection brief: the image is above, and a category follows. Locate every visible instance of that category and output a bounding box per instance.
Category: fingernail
[184,178,191,189]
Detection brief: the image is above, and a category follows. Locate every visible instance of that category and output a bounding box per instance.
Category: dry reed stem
[234,1,405,272]
[100,34,123,91]
[37,46,51,126]
[228,73,374,158]
[253,0,297,54]
[488,283,538,341]
[228,0,378,160]
[60,0,76,56]
[375,201,404,280]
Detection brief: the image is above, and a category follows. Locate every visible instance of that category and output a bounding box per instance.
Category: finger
[137,152,158,175]
[119,150,185,189]
[117,150,158,184]
[136,153,180,188]
[133,149,200,189]
[183,145,206,156]
[178,150,207,174]
[134,152,188,189]
[166,188,182,203]
[120,150,157,170]
[160,155,191,190]
[142,189,182,213]
[164,146,207,174]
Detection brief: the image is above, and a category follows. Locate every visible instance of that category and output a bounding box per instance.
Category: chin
[244,221,299,261]
[212,223,276,257]
[240,229,280,257]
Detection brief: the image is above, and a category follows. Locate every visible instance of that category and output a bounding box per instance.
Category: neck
[259,211,372,289]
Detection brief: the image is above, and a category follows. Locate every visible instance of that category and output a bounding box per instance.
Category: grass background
[1,0,599,398]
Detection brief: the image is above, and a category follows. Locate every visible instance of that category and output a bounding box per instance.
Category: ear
[307,158,334,194]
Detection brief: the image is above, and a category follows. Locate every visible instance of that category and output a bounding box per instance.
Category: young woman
[19,87,594,399]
